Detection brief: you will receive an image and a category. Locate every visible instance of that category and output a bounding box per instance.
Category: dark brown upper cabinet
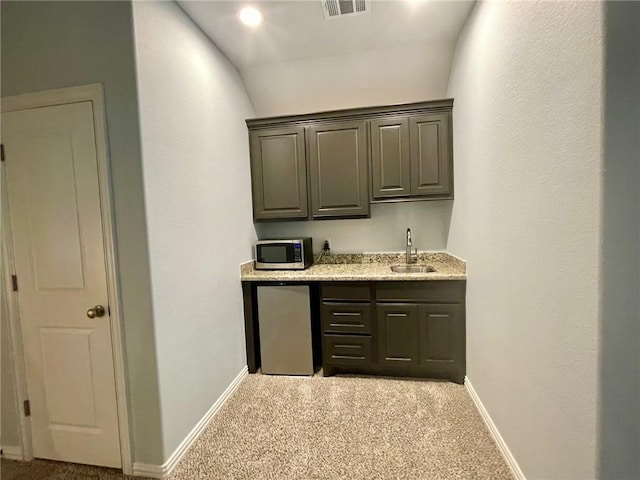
[249,126,308,221]
[370,117,411,199]
[308,121,369,219]
[246,99,453,221]
[410,113,452,197]
[370,112,452,201]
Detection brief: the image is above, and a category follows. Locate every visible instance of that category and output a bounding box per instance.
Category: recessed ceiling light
[238,6,263,27]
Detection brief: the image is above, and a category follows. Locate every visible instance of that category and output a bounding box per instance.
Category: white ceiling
[178,0,475,69]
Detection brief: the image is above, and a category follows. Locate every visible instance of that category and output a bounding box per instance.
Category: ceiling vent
[322,0,370,19]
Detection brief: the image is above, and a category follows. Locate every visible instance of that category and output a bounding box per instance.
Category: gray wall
[1,1,163,464]
[598,2,640,478]
[131,1,257,461]
[239,28,461,254]
[241,42,456,118]
[446,1,604,477]
[256,201,453,253]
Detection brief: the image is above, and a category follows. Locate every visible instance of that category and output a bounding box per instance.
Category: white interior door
[3,101,122,468]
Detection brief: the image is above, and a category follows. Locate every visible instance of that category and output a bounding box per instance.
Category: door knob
[87,305,106,318]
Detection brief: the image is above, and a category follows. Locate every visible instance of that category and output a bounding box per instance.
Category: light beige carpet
[171,374,513,480]
[1,374,513,480]
[0,458,147,480]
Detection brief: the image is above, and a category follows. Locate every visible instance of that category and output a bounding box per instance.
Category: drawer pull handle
[330,323,364,328]
[334,312,361,316]
[335,344,362,349]
[332,354,366,360]
[429,314,449,318]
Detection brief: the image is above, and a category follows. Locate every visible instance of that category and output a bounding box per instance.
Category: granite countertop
[240,252,466,282]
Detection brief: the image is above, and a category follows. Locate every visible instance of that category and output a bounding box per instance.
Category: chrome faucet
[406,228,418,264]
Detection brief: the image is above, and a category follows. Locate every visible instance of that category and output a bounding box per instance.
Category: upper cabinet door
[308,121,369,219]
[250,127,308,221]
[370,117,410,199]
[409,113,452,197]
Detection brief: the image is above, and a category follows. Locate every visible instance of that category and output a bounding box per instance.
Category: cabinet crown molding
[246,98,454,129]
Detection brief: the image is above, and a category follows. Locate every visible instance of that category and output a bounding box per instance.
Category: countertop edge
[239,252,467,282]
[240,276,467,282]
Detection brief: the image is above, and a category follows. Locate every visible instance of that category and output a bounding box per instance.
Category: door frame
[1,84,133,474]
[1,163,33,461]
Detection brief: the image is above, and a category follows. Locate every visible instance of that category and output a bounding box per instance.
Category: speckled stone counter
[240,252,466,282]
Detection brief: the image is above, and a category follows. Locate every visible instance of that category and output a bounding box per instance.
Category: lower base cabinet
[418,303,463,373]
[242,280,466,384]
[321,281,465,384]
[377,303,420,366]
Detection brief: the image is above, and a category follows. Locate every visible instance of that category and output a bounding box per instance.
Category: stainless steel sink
[390,264,436,273]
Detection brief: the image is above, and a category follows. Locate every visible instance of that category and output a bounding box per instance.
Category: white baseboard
[131,462,164,478]
[465,377,526,480]
[1,444,23,461]
[132,366,248,479]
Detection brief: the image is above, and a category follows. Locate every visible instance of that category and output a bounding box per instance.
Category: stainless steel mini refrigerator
[257,284,314,375]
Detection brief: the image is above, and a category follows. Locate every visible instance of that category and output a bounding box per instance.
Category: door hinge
[0,144,5,162]
[11,274,18,292]
[23,400,31,417]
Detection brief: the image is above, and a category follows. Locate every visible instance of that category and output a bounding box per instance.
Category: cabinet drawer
[321,282,371,302]
[376,281,465,303]
[323,335,373,366]
[321,303,372,334]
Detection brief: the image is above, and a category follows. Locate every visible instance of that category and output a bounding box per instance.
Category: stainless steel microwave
[255,238,313,270]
